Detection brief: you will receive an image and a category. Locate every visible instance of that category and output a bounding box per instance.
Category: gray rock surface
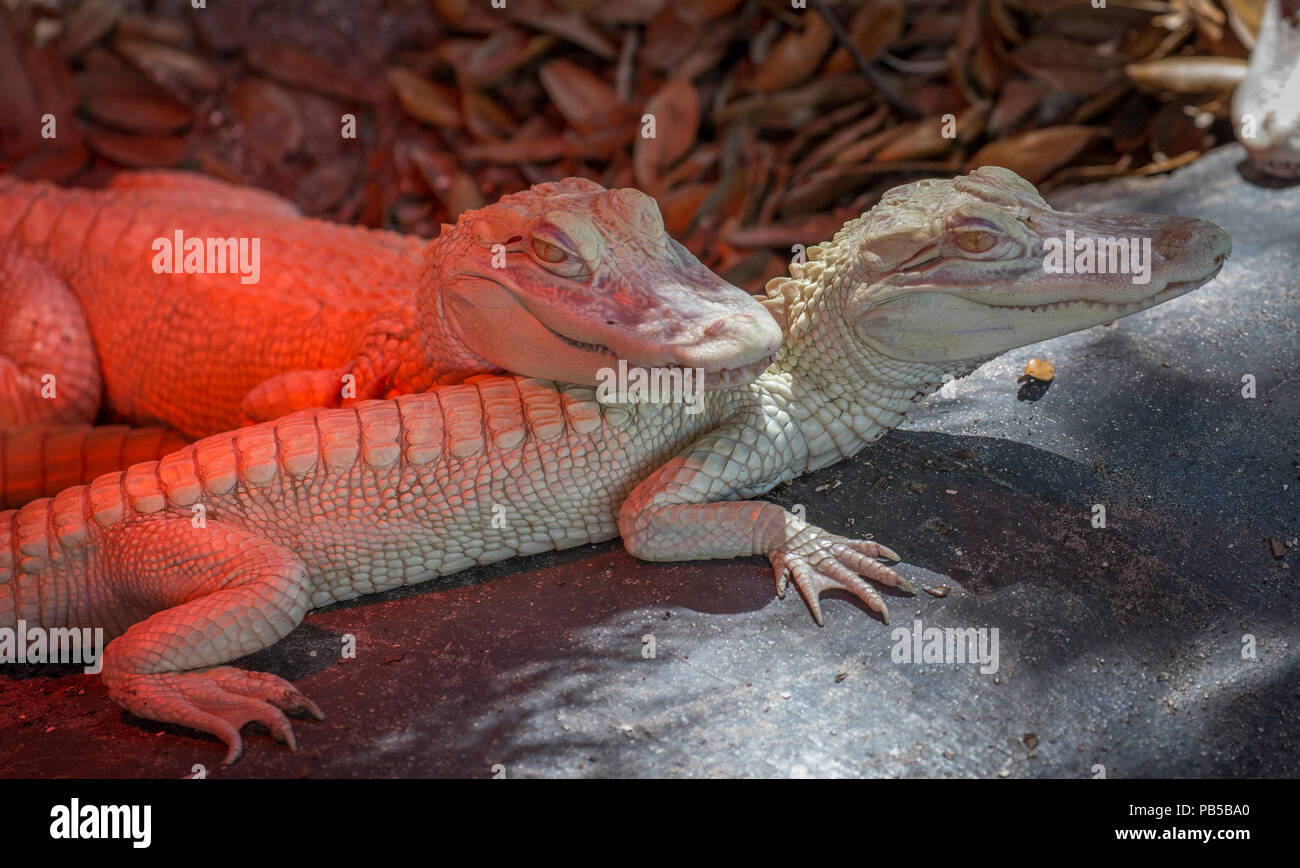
[2,145,1296,778]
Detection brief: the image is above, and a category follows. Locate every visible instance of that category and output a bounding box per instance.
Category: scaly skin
[0,167,1230,764]
[1,424,188,507]
[1234,0,1300,177]
[0,171,781,505]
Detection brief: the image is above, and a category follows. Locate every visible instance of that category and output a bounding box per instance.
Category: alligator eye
[532,237,568,263]
[954,230,997,253]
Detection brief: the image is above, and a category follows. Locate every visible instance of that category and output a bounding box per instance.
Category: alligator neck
[767,255,985,473]
[411,228,498,386]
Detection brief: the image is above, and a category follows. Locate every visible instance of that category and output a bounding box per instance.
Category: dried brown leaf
[654,182,712,237]
[674,0,745,25]
[0,13,40,161]
[60,0,123,59]
[433,0,469,22]
[1225,0,1264,47]
[1125,56,1248,94]
[293,158,358,215]
[871,119,954,162]
[114,34,219,93]
[188,0,252,52]
[1033,4,1158,44]
[507,1,616,60]
[117,14,189,47]
[246,43,363,101]
[656,143,721,189]
[724,209,859,249]
[462,89,516,141]
[1150,99,1214,161]
[23,36,80,126]
[434,171,486,220]
[968,125,1103,184]
[969,15,1009,95]
[82,124,189,168]
[12,141,90,181]
[1070,80,1132,125]
[781,163,880,214]
[570,0,667,25]
[231,78,302,163]
[873,109,984,162]
[988,78,1047,136]
[455,31,555,87]
[1011,36,1125,96]
[539,58,620,128]
[714,75,873,127]
[387,67,462,129]
[81,62,192,136]
[642,7,707,74]
[753,12,833,92]
[824,0,904,74]
[718,249,786,294]
[832,123,916,165]
[463,127,629,163]
[792,105,889,178]
[634,77,699,189]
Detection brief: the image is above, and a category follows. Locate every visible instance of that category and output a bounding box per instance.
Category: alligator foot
[771,530,913,626]
[108,666,324,766]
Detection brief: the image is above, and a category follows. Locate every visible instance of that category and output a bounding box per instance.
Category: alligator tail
[0,424,190,510]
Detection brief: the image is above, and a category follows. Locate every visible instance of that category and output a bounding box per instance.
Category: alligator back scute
[436,383,487,459]
[396,393,444,466]
[234,427,279,487]
[515,378,567,442]
[355,400,403,470]
[274,415,323,480]
[557,382,603,435]
[157,448,203,507]
[476,377,527,451]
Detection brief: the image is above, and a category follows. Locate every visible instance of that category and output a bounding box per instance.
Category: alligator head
[423,178,782,389]
[766,166,1230,398]
[1233,0,1300,177]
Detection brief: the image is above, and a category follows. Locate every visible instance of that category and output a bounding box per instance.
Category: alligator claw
[106,666,322,765]
[875,543,902,562]
[770,531,910,625]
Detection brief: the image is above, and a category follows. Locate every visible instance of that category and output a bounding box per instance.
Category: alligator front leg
[619,409,912,624]
[96,517,320,764]
[238,324,407,424]
[0,247,102,426]
[240,367,368,424]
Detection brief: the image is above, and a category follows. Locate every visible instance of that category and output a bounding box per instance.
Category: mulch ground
[0,0,1259,291]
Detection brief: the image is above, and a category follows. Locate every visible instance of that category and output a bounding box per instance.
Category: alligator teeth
[703,353,776,389]
[555,332,612,355]
[993,279,1199,315]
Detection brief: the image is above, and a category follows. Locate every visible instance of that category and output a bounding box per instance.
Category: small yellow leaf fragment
[1022,358,1056,382]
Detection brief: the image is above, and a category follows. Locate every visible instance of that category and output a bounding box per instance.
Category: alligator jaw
[537,319,774,391]
[444,269,783,390]
[432,181,783,389]
[849,177,1232,364]
[536,304,779,392]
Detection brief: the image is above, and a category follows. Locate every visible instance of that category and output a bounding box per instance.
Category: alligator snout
[663,310,782,383]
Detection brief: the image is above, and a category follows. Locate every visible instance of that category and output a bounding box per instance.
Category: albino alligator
[0,172,780,505]
[0,167,1230,764]
[1234,0,1300,176]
